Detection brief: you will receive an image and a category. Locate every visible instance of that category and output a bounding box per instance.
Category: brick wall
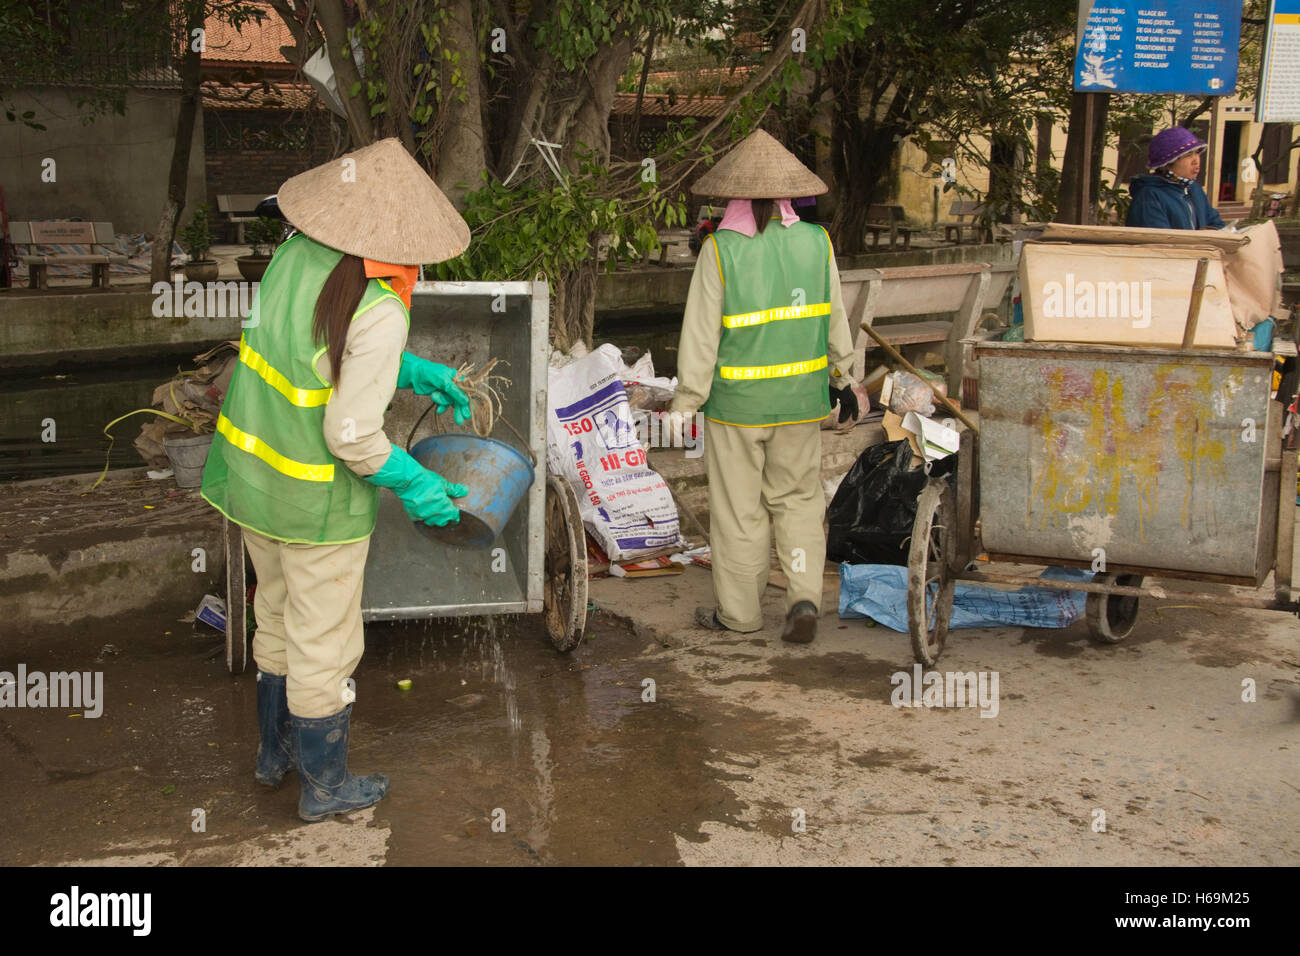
[203,108,337,209]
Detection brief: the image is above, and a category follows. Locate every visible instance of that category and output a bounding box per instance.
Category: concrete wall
[0,86,206,235]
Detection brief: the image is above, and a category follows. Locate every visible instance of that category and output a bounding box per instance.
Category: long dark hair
[312,254,368,384]
[751,198,776,233]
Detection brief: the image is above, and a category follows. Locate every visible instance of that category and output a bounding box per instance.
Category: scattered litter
[96,644,123,662]
[609,564,627,578]
[881,370,939,417]
[396,679,413,691]
[670,545,711,566]
[900,411,959,462]
[195,594,226,632]
[838,564,1092,630]
[146,468,175,480]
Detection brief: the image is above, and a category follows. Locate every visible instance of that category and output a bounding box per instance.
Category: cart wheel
[544,475,588,653]
[908,479,956,666]
[223,517,248,674]
[1086,573,1143,644]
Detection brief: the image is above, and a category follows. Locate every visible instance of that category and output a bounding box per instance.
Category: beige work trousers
[243,528,370,718]
[705,420,825,632]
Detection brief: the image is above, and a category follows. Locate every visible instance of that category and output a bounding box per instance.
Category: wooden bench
[863,203,915,251]
[10,220,128,290]
[839,261,1015,395]
[940,200,992,244]
[216,194,271,243]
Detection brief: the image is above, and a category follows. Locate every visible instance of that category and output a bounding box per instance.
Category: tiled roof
[202,81,319,110]
[611,92,728,118]
[202,3,296,66]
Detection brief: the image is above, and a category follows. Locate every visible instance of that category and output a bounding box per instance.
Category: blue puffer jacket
[1125,174,1225,230]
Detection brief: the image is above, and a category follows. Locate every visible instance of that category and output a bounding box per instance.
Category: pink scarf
[715,198,801,237]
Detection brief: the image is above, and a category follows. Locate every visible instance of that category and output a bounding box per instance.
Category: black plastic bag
[826,439,957,566]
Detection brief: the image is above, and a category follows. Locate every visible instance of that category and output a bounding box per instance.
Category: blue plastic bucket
[409,433,535,549]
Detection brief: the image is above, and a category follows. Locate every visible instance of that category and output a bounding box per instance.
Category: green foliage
[244,216,285,258]
[180,205,215,261]
[432,160,686,283]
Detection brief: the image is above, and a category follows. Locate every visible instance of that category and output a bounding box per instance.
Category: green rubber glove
[396,351,471,425]
[364,445,468,527]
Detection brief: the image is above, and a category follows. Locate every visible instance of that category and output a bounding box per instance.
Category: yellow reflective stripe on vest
[719,355,828,380]
[217,414,334,482]
[722,301,831,329]
[239,338,333,408]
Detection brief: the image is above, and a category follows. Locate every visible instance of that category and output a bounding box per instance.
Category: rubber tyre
[908,479,956,666]
[544,475,588,653]
[1086,572,1143,644]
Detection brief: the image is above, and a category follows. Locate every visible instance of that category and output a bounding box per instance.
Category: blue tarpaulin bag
[838,563,1093,631]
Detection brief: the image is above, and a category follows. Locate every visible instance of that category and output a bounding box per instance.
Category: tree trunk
[829,120,895,255]
[316,0,374,147]
[1056,91,1110,224]
[434,0,487,205]
[151,6,204,283]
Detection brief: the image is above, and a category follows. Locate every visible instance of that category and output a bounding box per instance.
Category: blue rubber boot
[293,706,389,823]
[254,672,294,787]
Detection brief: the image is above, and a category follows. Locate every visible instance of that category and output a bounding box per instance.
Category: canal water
[1,310,684,484]
[1,352,199,482]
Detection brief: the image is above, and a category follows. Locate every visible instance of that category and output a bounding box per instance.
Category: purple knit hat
[1148,127,1206,169]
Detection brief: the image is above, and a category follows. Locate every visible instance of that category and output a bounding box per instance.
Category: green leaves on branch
[433,162,686,284]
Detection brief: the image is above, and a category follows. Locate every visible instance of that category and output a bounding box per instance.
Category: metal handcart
[900,330,1300,666]
[223,280,588,672]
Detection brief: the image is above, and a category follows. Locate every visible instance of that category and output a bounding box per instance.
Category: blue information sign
[1073,1,1242,94]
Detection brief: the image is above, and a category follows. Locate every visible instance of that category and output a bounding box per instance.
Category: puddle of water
[1,599,771,865]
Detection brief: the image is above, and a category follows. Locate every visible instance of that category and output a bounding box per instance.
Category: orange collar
[363,259,418,309]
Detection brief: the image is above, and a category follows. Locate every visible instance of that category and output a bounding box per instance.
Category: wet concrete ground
[3,563,1299,866]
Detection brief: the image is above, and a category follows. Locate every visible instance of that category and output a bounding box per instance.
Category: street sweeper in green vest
[201,138,474,822]
[672,129,859,645]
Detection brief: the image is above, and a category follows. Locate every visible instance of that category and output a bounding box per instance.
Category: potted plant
[181,204,219,282]
[236,215,285,281]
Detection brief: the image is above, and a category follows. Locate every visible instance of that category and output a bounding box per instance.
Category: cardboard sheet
[1019,242,1238,348]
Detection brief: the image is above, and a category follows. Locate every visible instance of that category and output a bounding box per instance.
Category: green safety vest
[702,220,834,427]
[200,233,408,544]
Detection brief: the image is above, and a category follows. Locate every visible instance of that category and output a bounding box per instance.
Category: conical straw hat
[691,129,827,198]
[278,138,471,265]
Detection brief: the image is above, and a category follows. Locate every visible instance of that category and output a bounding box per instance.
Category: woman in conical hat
[201,138,473,822]
[672,129,860,645]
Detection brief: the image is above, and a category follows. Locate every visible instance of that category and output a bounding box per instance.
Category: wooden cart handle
[860,321,979,433]
[1181,257,1210,351]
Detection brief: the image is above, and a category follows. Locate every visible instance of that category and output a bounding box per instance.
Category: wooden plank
[20,255,113,265]
[867,320,951,346]
[946,267,991,394]
[848,275,882,379]
[875,262,988,280]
